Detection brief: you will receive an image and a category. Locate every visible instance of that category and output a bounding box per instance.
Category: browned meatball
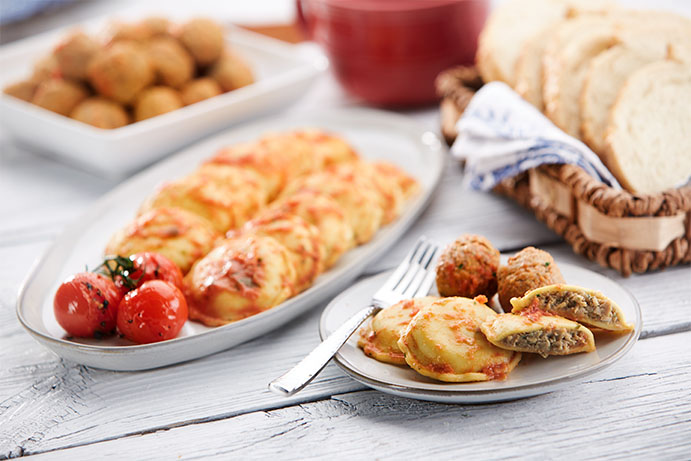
[32,54,61,81]
[134,86,182,121]
[53,31,100,80]
[88,41,154,104]
[497,246,565,311]
[109,18,171,43]
[180,77,222,105]
[146,37,194,88]
[435,234,500,298]
[140,17,172,37]
[209,52,254,92]
[71,97,129,129]
[32,79,88,116]
[178,18,224,66]
[3,80,39,102]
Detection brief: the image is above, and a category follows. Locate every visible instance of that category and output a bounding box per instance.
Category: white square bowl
[0,20,327,177]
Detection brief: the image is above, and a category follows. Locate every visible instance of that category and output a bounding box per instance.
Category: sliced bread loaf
[476,0,568,85]
[605,60,691,194]
[581,13,691,156]
[542,15,618,137]
[580,44,663,157]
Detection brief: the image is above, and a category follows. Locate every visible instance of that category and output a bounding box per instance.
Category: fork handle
[268,305,379,396]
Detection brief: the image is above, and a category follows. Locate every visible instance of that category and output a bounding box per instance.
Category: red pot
[297,0,489,107]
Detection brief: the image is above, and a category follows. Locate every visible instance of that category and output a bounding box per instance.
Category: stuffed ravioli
[358,296,440,365]
[481,312,596,358]
[511,284,633,332]
[397,297,521,383]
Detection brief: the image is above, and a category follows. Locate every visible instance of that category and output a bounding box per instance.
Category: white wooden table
[1,2,690,459]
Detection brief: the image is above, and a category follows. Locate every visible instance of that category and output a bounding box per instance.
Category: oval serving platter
[320,261,642,404]
[16,108,445,371]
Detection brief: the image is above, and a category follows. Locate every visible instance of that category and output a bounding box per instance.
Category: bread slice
[542,15,618,137]
[476,0,568,85]
[581,13,691,157]
[514,24,559,110]
[605,60,691,194]
[581,45,663,157]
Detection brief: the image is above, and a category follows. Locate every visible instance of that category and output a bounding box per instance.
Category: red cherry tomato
[53,272,123,338]
[116,280,188,344]
[111,252,184,295]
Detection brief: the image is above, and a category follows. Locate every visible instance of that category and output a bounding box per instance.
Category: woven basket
[436,66,691,276]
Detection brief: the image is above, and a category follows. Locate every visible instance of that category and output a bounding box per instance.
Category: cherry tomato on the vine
[53,272,123,338]
[116,280,188,344]
[128,252,184,290]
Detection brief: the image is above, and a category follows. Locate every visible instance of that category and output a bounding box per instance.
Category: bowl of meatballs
[0,15,326,176]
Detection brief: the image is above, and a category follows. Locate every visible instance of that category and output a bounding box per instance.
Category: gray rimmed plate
[319,262,642,403]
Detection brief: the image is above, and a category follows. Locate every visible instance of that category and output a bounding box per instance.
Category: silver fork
[268,236,440,396]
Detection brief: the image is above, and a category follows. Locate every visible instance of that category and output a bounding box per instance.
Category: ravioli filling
[502,328,588,358]
[541,291,619,325]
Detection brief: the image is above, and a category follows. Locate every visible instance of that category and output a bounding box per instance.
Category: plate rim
[319,263,643,399]
[15,107,446,360]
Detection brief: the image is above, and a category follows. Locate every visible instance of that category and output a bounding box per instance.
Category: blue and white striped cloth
[451,81,621,191]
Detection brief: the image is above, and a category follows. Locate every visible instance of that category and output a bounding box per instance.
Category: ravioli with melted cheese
[481,312,596,358]
[358,296,440,365]
[282,169,383,244]
[265,190,355,268]
[139,166,267,233]
[398,297,521,383]
[184,234,296,326]
[511,284,633,332]
[105,207,219,273]
[238,211,325,293]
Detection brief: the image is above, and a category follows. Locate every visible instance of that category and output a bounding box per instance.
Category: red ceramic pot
[297,0,488,107]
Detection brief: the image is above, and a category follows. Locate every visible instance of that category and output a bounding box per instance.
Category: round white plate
[319,262,642,403]
[16,108,444,371]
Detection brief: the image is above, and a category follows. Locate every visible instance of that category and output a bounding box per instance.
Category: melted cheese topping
[184,234,296,325]
[398,297,521,382]
[266,190,355,268]
[358,296,440,365]
[238,211,325,293]
[105,207,219,274]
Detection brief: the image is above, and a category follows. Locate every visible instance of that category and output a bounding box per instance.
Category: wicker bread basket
[436,66,691,276]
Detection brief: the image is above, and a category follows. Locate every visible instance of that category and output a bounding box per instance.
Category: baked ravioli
[283,169,383,245]
[267,190,355,268]
[293,129,359,167]
[139,165,267,233]
[481,312,596,358]
[358,296,441,365]
[398,297,521,382]
[184,234,296,325]
[105,207,218,273]
[238,211,325,293]
[511,285,634,332]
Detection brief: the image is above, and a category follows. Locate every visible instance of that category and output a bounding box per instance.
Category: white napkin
[450,81,622,191]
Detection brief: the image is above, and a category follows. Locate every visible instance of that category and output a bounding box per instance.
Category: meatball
[53,31,100,80]
[435,234,500,298]
[134,86,182,121]
[32,54,61,81]
[3,80,39,102]
[146,37,194,88]
[71,97,129,129]
[180,77,222,105]
[497,246,566,311]
[87,41,153,104]
[178,18,224,66]
[109,21,153,43]
[32,79,88,116]
[140,16,172,37]
[209,52,254,92]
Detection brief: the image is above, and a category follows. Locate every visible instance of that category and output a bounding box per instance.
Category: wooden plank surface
[23,331,691,460]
